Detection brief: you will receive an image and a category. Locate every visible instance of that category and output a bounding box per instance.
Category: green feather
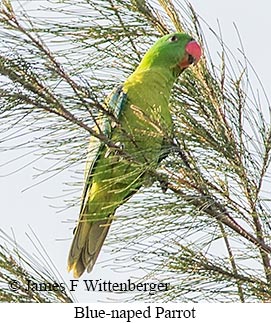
[67,32,198,277]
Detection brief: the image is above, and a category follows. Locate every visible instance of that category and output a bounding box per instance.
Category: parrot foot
[105,141,125,158]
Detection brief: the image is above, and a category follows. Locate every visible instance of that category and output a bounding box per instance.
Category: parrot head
[138,32,202,76]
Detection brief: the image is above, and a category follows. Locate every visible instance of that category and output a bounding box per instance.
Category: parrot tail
[67,214,112,278]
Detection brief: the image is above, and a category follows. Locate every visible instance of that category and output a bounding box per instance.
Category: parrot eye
[169,35,178,42]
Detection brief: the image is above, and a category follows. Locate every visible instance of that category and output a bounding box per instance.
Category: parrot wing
[68,85,127,277]
[79,85,127,214]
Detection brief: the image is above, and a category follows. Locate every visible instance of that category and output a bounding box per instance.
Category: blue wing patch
[107,85,127,120]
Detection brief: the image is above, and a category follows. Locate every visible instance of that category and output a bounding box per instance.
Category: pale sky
[1,0,271,302]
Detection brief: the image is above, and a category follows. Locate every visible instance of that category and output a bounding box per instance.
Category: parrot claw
[115,141,125,150]
[105,141,125,158]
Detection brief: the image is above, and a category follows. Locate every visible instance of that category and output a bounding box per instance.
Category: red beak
[179,40,202,69]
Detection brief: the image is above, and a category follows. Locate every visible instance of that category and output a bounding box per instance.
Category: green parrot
[68,32,201,278]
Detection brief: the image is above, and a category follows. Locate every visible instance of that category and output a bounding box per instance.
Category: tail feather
[67,215,112,278]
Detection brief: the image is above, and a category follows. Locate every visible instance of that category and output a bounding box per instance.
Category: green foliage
[0,0,271,302]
